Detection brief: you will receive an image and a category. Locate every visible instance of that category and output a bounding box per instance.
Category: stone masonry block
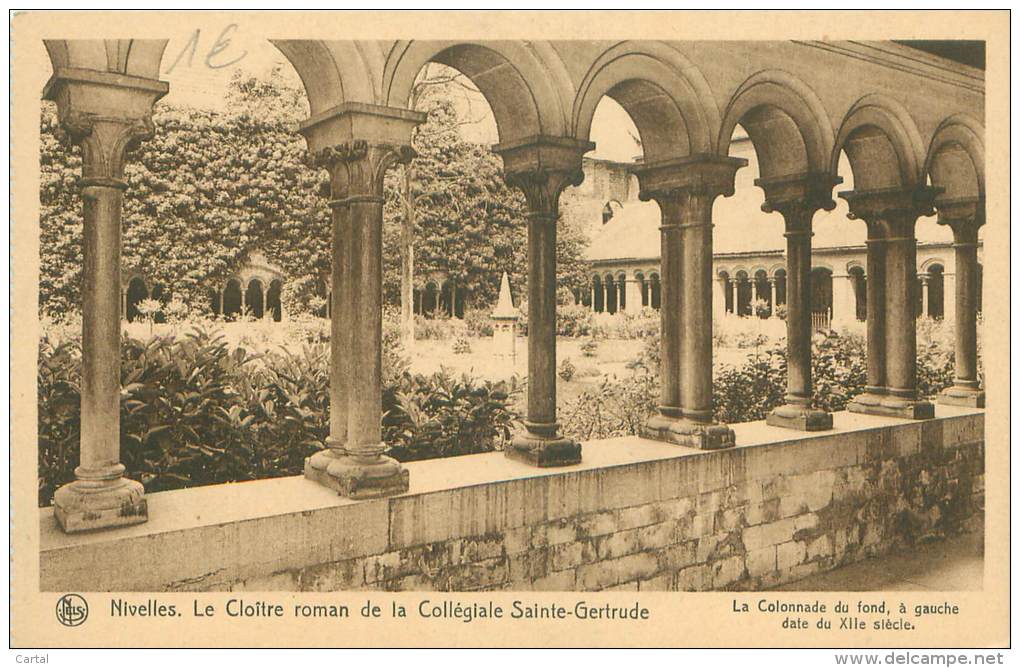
[746,546,777,578]
[742,517,798,551]
[576,552,659,591]
[777,540,807,571]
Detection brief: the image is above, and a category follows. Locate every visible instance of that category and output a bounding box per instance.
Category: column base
[640,413,735,450]
[766,403,833,431]
[938,385,985,408]
[53,476,147,533]
[304,448,409,499]
[505,424,581,467]
[848,393,935,419]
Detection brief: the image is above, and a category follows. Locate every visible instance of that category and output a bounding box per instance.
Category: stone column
[731,280,739,316]
[493,137,592,466]
[300,104,425,496]
[120,289,127,320]
[919,274,930,318]
[590,285,597,313]
[45,67,168,532]
[637,155,746,449]
[768,278,777,317]
[842,187,937,419]
[937,199,985,407]
[758,174,838,431]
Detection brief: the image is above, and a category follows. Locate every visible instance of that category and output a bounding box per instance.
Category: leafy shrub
[589,308,659,340]
[563,328,962,442]
[382,371,521,461]
[452,336,472,354]
[36,326,512,506]
[580,338,599,358]
[560,368,658,441]
[463,308,495,337]
[557,304,593,337]
[414,313,465,341]
[558,358,577,382]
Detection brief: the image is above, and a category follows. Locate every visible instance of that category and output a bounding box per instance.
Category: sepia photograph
[9,8,1010,652]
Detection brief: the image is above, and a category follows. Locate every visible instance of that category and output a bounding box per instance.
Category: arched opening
[604,274,617,315]
[616,272,627,312]
[849,266,867,321]
[421,281,439,317]
[635,272,648,308]
[223,279,242,319]
[592,275,604,313]
[923,264,945,319]
[149,284,166,323]
[125,277,148,323]
[439,280,465,319]
[810,267,834,330]
[753,269,771,318]
[267,279,283,322]
[245,280,264,319]
[773,268,788,307]
[718,271,732,314]
[735,270,751,317]
[648,272,661,311]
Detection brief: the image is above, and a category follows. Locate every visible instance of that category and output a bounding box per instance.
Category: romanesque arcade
[43,39,985,532]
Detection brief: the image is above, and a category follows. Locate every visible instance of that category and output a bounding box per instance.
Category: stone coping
[39,404,983,553]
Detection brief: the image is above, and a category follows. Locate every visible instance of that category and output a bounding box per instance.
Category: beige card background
[10,9,1010,648]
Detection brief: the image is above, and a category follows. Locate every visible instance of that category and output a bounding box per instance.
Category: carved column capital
[756,172,842,219]
[634,154,747,200]
[44,68,167,187]
[492,136,594,219]
[840,185,943,237]
[308,140,415,201]
[935,196,985,242]
[57,112,155,186]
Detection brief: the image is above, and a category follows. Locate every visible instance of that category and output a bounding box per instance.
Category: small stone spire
[491,272,518,320]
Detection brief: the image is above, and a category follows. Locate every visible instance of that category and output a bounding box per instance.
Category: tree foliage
[39,67,590,318]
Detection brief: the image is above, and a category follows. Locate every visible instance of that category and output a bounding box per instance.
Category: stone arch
[924,114,985,201]
[768,263,786,278]
[44,39,168,79]
[920,257,948,274]
[270,40,379,115]
[573,41,718,161]
[831,94,928,191]
[718,69,835,178]
[382,41,569,142]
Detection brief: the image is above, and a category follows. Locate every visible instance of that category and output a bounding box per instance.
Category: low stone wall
[40,406,984,592]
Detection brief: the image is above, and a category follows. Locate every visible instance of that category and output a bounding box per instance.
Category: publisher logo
[56,594,88,627]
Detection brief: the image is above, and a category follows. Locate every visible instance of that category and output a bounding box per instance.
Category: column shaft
[679,203,713,422]
[347,198,384,450]
[784,219,812,403]
[79,185,125,474]
[864,227,887,395]
[657,211,683,418]
[526,214,558,428]
[766,205,833,431]
[884,224,918,398]
[329,202,350,445]
[938,219,984,407]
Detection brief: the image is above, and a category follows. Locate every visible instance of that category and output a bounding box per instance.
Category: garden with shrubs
[37,303,972,506]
